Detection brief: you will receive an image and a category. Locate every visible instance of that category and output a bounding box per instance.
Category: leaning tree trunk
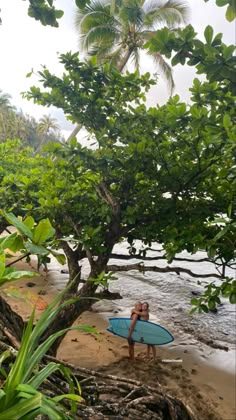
[0,296,25,342]
[40,253,112,356]
[40,279,99,355]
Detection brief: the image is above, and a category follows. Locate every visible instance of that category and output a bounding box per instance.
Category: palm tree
[75,0,190,90]
[0,90,14,110]
[37,114,60,136]
[36,114,60,152]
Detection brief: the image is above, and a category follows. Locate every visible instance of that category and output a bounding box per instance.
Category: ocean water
[80,242,236,351]
[44,240,236,351]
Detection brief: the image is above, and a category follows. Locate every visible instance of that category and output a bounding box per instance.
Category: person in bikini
[131,302,156,360]
[127,301,142,362]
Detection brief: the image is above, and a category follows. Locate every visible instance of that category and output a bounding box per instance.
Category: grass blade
[24,325,98,382]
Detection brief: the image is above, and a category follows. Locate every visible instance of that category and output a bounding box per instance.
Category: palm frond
[143,0,190,28]
[148,50,175,94]
[130,48,141,73]
[82,26,120,52]
[76,1,122,52]
[119,1,144,27]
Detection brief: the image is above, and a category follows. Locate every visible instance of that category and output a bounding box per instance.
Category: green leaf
[200,304,209,313]
[223,113,232,128]
[1,270,38,282]
[28,363,62,389]
[0,394,42,420]
[190,297,199,305]
[0,233,18,251]
[216,0,230,6]
[226,4,236,21]
[229,292,236,304]
[208,298,216,310]
[4,213,33,240]
[52,393,84,403]
[0,253,6,279]
[75,0,89,7]
[204,25,214,44]
[50,250,66,265]
[8,235,24,253]
[24,216,35,230]
[54,10,64,19]
[25,242,49,256]
[33,219,55,244]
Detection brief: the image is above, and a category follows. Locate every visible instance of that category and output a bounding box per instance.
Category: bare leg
[152,345,156,360]
[147,345,151,360]
[128,342,135,362]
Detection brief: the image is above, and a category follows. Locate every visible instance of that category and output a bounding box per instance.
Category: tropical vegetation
[0,0,234,357]
[0,92,63,149]
[0,15,234,359]
[75,0,190,90]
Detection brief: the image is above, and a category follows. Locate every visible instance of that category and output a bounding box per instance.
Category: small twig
[3,328,20,349]
[6,252,31,267]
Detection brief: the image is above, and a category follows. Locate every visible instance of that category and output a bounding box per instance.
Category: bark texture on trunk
[0,296,25,342]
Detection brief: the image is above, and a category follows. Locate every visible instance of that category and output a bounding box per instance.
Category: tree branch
[107,263,223,279]
[6,252,31,267]
[109,253,209,263]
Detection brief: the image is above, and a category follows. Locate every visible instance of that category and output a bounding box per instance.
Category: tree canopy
[1,19,235,315]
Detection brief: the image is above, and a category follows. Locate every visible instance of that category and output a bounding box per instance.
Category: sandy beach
[1,265,235,420]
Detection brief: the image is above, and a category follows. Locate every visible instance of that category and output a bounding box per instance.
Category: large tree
[0,20,234,353]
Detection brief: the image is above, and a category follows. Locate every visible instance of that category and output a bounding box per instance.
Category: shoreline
[0,260,235,419]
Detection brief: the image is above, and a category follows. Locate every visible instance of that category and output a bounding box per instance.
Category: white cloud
[0,0,234,131]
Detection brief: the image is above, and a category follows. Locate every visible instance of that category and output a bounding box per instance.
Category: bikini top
[131,312,141,320]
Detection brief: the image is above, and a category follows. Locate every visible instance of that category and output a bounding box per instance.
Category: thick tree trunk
[40,254,111,356]
[0,296,25,342]
[40,279,99,355]
[61,242,82,296]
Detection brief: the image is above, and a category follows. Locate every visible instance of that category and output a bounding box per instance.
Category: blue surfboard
[107,317,174,345]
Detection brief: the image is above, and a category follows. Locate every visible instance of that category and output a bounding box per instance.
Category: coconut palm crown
[75,0,190,92]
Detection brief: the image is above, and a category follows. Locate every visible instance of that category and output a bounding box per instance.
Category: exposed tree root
[0,333,197,419]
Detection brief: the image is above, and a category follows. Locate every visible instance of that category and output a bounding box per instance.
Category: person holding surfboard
[141,302,156,361]
[130,302,156,361]
[127,301,142,362]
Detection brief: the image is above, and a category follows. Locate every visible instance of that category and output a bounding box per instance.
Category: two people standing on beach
[127,301,156,362]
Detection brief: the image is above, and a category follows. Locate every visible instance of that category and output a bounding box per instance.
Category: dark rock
[191,291,201,296]
[60,269,69,274]
[38,290,47,295]
[26,282,36,288]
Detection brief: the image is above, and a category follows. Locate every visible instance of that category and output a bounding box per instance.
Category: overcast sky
[0,0,235,138]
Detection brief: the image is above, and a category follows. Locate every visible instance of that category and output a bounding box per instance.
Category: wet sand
[1,263,235,420]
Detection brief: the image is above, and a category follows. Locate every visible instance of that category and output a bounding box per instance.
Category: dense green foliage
[0,3,235,316]
[0,26,234,310]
